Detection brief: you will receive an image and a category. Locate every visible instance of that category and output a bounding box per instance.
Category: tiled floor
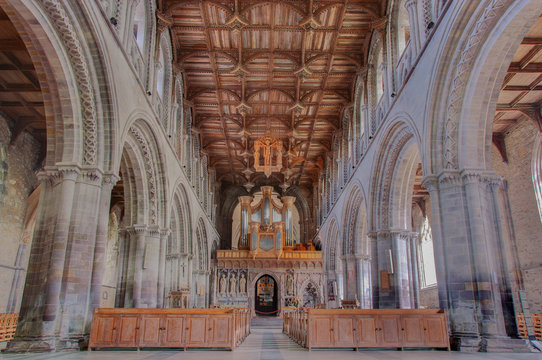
[1,328,541,360]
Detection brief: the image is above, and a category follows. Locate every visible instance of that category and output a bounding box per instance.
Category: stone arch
[0,0,115,170]
[342,184,364,255]
[325,218,340,272]
[195,217,209,272]
[428,0,541,173]
[248,270,281,310]
[371,119,421,231]
[120,118,168,227]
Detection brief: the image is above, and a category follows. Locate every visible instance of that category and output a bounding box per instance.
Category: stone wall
[419,286,439,309]
[492,119,542,313]
[0,115,40,312]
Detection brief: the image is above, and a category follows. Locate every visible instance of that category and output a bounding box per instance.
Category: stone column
[128,225,148,307]
[89,174,119,317]
[115,228,128,307]
[341,254,357,300]
[370,230,414,309]
[355,254,372,308]
[408,232,420,309]
[141,226,161,307]
[7,165,110,352]
[42,167,80,323]
[422,170,528,351]
[157,228,171,307]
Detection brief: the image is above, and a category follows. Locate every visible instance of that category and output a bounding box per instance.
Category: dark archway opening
[255,275,278,316]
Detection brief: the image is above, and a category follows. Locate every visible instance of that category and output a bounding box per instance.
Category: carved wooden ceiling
[163,0,383,189]
[0,7,46,152]
[494,14,542,161]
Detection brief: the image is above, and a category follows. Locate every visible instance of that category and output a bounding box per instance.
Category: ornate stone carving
[129,126,158,224]
[443,0,510,170]
[40,1,98,165]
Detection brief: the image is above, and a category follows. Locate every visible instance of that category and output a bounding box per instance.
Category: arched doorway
[255,275,278,316]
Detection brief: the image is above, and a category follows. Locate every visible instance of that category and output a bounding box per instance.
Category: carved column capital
[102,173,120,189]
[126,224,148,236]
[421,174,439,192]
[79,166,104,185]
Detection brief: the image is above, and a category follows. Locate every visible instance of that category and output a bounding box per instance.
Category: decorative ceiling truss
[164,0,382,189]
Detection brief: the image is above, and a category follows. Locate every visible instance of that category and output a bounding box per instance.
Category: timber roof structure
[162,0,384,189]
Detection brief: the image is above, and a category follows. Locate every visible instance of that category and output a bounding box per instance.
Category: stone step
[250,316,283,329]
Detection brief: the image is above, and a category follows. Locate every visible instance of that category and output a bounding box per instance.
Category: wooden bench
[89,308,250,351]
[516,313,542,340]
[0,313,18,343]
[284,308,450,351]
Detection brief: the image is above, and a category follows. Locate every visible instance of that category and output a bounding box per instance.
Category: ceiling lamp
[254,137,283,178]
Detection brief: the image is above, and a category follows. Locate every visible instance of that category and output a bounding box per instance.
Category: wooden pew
[0,313,18,343]
[285,308,450,351]
[516,313,542,340]
[89,308,251,351]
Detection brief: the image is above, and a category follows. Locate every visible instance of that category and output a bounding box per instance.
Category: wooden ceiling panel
[0,7,45,149]
[495,15,542,137]
[169,0,381,189]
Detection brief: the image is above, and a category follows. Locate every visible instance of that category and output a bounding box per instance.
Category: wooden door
[377,315,401,347]
[334,316,356,348]
[162,315,185,348]
[90,315,117,348]
[402,315,425,347]
[423,315,448,348]
[209,315,232,348]
[138,315,162,347]
[356,316,378,347]
[116,315,139,348]
[186,315,207,347]
[311,315,334,348]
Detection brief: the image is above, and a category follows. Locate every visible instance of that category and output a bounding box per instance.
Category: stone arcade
[0,0,540,356]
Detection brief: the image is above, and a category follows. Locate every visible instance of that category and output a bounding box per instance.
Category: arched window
[397,0,410,56]
[133,0,147,52]
[156,47,165,99]
[418,216,437,288]
[375,48,384,100]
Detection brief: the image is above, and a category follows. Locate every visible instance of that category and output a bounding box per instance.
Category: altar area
[213,186,324,314]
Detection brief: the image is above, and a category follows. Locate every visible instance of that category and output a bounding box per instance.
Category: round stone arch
[169,181,193,255]
[0,0,115,170]
[427,0,542,173]
[341,182,367,256]
[248,270,281,312]
[324,217,341,273]
[370,119,422,231]
[119,118,168,227]
[195,217,209,272]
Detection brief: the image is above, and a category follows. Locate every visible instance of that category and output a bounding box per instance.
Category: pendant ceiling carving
[163,0,383,189]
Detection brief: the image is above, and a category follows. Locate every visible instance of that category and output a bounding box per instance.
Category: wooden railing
[516,313,542,340]
[0,313,18,343]
[89,308,250,351]
[284,308,450,350]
